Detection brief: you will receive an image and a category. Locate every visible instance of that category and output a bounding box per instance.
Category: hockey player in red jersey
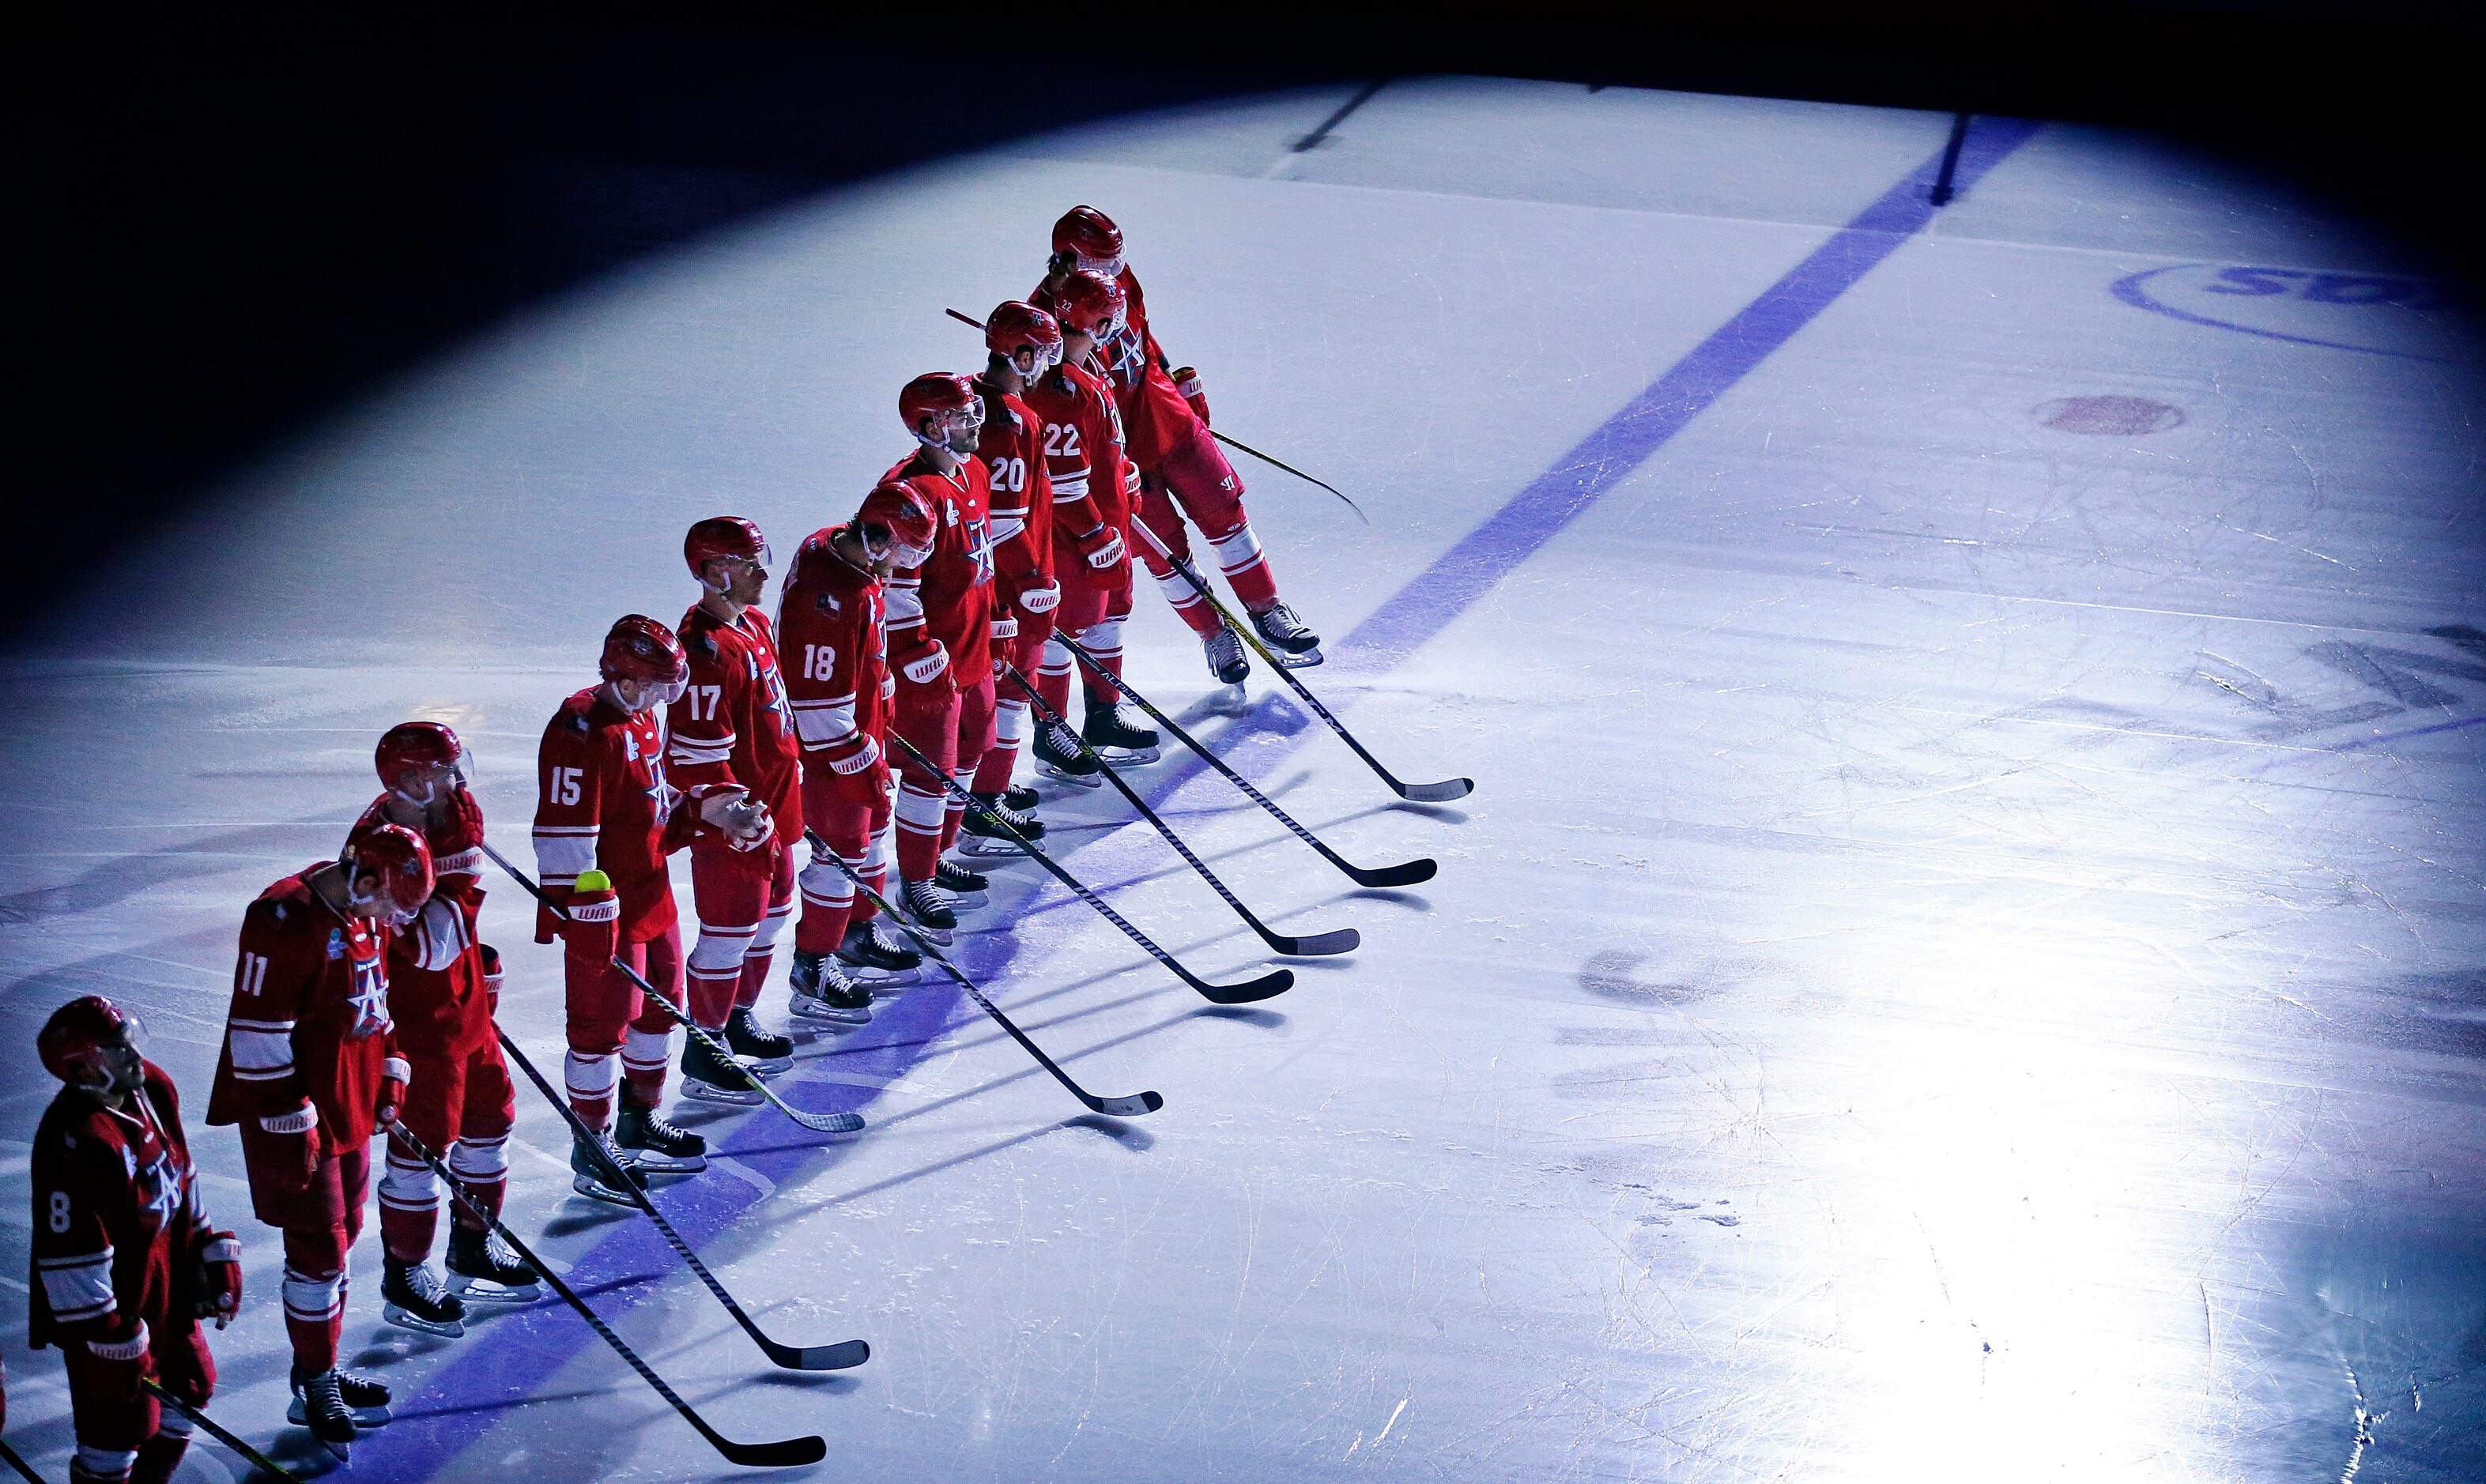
[960,299,1075,849]
[534,614,715,1195]
[349,722,538,1337]
[1023,271,1158,770]
[29,997,240,1484]
[880,374,1004,942]
[207,824,432,1460]
[779,488,934,1022]
[1044,205,1322,681]
[670,518,804,1102]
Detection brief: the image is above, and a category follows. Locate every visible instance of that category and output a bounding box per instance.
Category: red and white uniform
[779,525,895,956]
[881,451,998,881]
[534,688,696,1127]
[31,1063,224,1483]
[670,604,803,1026]
[349,795,514,1267]
[1092,266,1280,634]
[1020,356,1137,719]
[207,870,406,1379]
[971,382,1066,797]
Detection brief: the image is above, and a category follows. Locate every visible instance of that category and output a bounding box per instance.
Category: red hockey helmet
[986,300,1062,379]
[38,995,142,1087]
[1052,205,1123,275]
[1050,271,1126,341]
[900,371,985,449]
[684,516,771,582]
[600,613,689,703]
[375,720,463,803]
[345,822,435,925]
[855,483,938,567]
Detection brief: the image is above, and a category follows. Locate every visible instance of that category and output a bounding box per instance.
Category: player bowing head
[986,299,1063,388]
[374,721,464,809]
[336,823,434,928]
[600,612,689,713]
[1048,271,1126,367]
[39,994,147,1105]
[855,482,937,575]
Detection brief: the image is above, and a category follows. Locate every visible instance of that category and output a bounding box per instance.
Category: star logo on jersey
[342,929,390,1040]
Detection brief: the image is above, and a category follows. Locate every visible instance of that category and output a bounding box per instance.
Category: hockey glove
[991,614,1019,642]
[1074,523,1125,570]
[85,1318,150,1363]
[560,872,621,969]
[1018,576,1061,614]
[822,731,881,777]
[480,943,503,1014]
[377,1056,410,1128]
[432,786,487,885]
[896,638,950,685]
[258,1103,324,1188]
[194,1230,243,1328]
[1172,366,1210,427]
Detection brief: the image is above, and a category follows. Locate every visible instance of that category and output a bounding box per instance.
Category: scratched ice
[4,77,2484,1482]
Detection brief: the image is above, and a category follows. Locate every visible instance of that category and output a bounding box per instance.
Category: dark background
[13,2,2483,608]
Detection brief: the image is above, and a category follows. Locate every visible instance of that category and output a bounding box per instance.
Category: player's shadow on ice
[1577,951,1722,1007]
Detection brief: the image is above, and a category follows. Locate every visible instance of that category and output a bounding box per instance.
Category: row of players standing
[16,206,1330,1475]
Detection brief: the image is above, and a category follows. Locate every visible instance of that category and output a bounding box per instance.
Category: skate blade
[681,1079,765,1106]
[1274,647,1323,669]
[954,834,1029,858]
[378,1305,464,1339]
[449,1276,541,1305]
[620,1148,708,1173]
[572,1173,643,1205]
[902,922,954,947]
[789,998,873,1026]
[1035,762,1105,789]
[941,889,990,910]
[738,1054,793,1078]
[1088,744,1160,766]
[838,961,920,987]
[288,1399,394,1429]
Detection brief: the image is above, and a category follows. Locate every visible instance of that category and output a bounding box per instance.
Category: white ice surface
[6,77,2485,1482]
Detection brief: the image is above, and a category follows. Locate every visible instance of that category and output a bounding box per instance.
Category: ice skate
[379,1255,466,1338]
[446,1224,541,1305]
[725,1005,793,1076]
[1033,718,1104,787]
[837,917,922,986]
[1248,603,1322,668]
[790,951,873,1025]
[570,1126,649,1203]
[616,1098,707,1173]
[1082,699,1160,764]
[679,1033,764,1106]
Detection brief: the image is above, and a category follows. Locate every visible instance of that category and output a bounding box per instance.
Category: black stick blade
[718,1434,830,1468]
[1349,857,1437,888]
[1196,967,1294,1004]
[783,1106,866,1134]
[1273,926,1360,958]
[1396,777,1474,803]
[1089,1089,1166,1117]
[774,1337,870,1372]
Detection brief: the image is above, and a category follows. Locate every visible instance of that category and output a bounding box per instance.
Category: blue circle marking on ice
[2110,263,2472,361]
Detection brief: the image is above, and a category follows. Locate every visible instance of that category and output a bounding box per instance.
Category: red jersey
[1038,267,1196,469]
[670,605,803,846]
[28,1063,209,1350]
[877,451,996,682]
[1020,361,1132,545]
[534,688,686,940]
[974,383,1059,601]
[778,525,892,796]
[349,796,491,1058]
[207,869,401,1147]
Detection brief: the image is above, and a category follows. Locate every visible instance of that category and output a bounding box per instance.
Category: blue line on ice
[360,114,2037,1478]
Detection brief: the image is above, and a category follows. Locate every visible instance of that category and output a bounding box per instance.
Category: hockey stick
[478,842,866,1135]
[140,1379,303,1482]
[0,1438,51,1484]
[804,831,1162,1117]
[1056,634,1435,888]
[385,1121,826,1470]
[886,733,1291,1004]
[942,307,1366,522]
[1130,515,1473,803]
[493,1028,870,1370]
[1003,660,1356,956]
